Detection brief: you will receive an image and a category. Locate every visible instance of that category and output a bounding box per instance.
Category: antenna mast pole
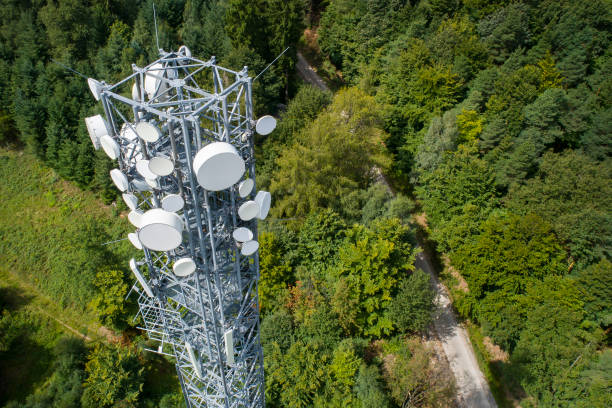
[84,48,274,408]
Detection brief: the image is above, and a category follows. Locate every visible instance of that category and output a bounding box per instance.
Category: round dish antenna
[254,191,271,220]
[149,155,174,176]
[110,169,129,192]
[145,177,160,189]
[238,200,259,221]
[178,45,192,58]
[100,135,120,160]
[136,159,158,180]
[173,257,196,277]
[138,209,184,251]
[128,232,143,249]
[84,115,109,150]
[232,227,253,242]
[144,62,165,99]
[255,115,276,135]
[136,122,161,143]
[238,178,254,198]
[122,193,139,211]
[161,194,184,212]
[193,142,245,191]
[241,240,259,256]
[128,209,144,228]
[87,78,103,101]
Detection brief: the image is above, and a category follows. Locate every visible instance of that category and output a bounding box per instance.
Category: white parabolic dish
[100,135,120,160]
[238,178,254,198]
[161,194,184,212]
[136,160,158,180]
[254,191,271,220]
[241,240,259,256]
[84,115,109,150]
[193,142,245,191]
[255,115,277,135]
[144,62,164,99]
[128,209,144,228]
[149,155,174,176]
[110,169,129,192]
[173,257,196,277]
[135,122,161,143]
[128,232,143,249]
[122,193,138,211]
[138,209,183,251]
[87,78,103,101]
[232,227,253,242]
[238,200,259,221]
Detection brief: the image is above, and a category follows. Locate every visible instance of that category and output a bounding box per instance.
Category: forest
[0,0,610,407]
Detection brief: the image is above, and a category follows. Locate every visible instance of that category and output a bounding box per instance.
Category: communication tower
[84,46,275,408]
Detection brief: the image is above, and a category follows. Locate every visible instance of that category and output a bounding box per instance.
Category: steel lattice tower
[84,47,273,408]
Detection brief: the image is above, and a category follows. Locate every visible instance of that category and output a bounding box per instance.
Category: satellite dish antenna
[238,178,254,198]
[178,45,192,58]
[254,191,271,220]
[161,194,184,212]
[173,257,196,277]
[136,122,161,143]
[87,78,103,101]
[132,178,151,192]
[255,115,276,135]
[185,342,202,379]
[149,155,174,176]
[193,142,245,191]
[238,200,259,221]
[241,240,259,256]
[84,115,109,150]
[144,62,164,99]
[128,209,144,228]
[129,258,154,297]
[128,232,143,249]
[110,169,129,192]
[121,123,138,141]
[138,209,184,251]
[122,193,139,211]
[100,135,121,160]
[136,159,158,180]
[232,227,253,242]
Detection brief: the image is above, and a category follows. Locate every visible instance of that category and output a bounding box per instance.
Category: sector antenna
[84,46,276,408]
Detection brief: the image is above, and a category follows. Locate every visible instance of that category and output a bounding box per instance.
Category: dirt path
[296,52,330,91]
[416,251,497,408]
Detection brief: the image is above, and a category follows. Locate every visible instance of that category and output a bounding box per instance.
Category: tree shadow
[0,287,33,311]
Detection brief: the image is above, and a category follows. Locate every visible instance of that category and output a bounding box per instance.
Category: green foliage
[258,232,293,314]
[576,259,612,328]
[417,145,498,227]
[452,213,566,300]
[354,364,392,408]
[330,218,416,338]
[389,269,435,334]
[81,343,145,408]
[506,151,611,269]
[270,88,390,217]
[89,269,129,330]
[383,338,456,408]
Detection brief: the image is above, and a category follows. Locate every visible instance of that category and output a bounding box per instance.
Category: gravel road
[416,251,498,408]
